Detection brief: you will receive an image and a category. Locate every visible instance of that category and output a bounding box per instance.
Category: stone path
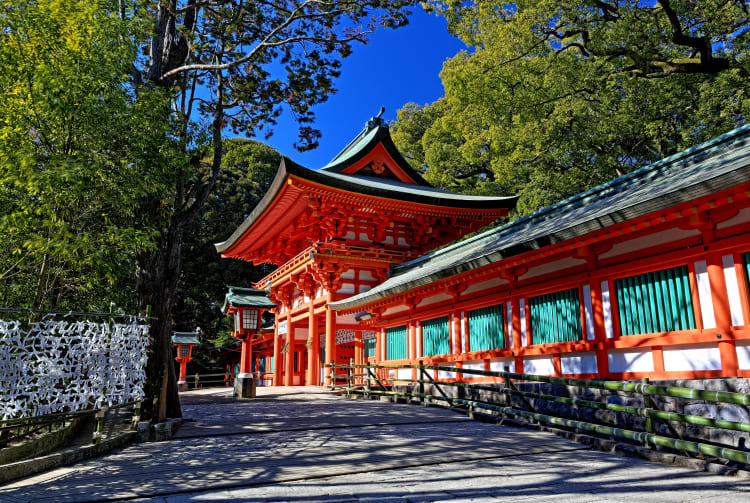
[2,386,750,502]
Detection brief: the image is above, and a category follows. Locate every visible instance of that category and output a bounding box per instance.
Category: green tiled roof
[172,332,200,345]
[222,286,276,313]
[320,116,431,187]
[329,124,750,311]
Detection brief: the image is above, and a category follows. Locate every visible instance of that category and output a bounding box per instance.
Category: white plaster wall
[360,270,375,281]
[383,305,409,316]
[490,357,514,374]
[561,352,597,375]
[695,260,716,329]
[607,349,654,373]
[663,344,722,371]
[344,231,357,240]
[523,355,555,375]
[506,302,513,348]
[520,299,527,346]
[599,227,700,259]
[337,283,356,294]
[723,254,745,326]
[418,292,452,307]
[717,206,750,229]
[358,284,371,293]
[438,363,457,379]
[601,280,614,339]
[461,312,467,353]
[461,276,508,296]
[461,360,485,378]
[737,343,750,370]
[397,368,412,382]
[583,284,595,340]
[340,269,356,280]
[520,256,586,280]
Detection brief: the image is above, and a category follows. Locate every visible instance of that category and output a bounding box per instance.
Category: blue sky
[246,7,466,169]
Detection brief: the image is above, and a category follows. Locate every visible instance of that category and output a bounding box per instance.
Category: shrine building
[218,118,750,386]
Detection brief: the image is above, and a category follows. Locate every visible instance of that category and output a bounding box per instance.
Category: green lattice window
[364,337,376,358]
[744,253,750,290]
[422,316,450,356]
[615,265,695,335]
[386,325,408,360]
[530,288,582,344]
[468,305,505,351]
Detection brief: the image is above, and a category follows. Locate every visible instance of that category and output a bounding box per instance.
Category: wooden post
[307,308,318,385]
[642,377,654,439]
[272,320,282,385]
[131,401,142,431]
[93,408,106,444]
[325,297,337,386]
[346,357,353,398]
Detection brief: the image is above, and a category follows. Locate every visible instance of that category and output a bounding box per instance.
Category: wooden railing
[0,400,141,447]
[326,362,750,467]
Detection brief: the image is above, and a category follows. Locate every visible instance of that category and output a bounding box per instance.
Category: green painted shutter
[422,316,450,356]
[386,325,408,360]
[468,305,505,351]
[269,355,274,373]
[615,265,695,335]
[530,288,582,344]
[364,338,376,358]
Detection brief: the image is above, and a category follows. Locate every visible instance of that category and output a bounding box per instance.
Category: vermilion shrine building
[218,118,750,386]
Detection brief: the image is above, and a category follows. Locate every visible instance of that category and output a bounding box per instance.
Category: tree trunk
[137,222,183,420]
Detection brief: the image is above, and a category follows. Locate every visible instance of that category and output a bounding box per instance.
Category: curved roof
[222,286,276,313]
[214,119,518,260]
[329,124,750,311]
[322,117,431,186]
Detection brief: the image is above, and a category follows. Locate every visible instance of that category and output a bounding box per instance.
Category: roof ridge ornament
[367,106,386,130]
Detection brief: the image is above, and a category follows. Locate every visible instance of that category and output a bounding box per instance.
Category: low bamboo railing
[326,362,750,467]
[0,400,142,448]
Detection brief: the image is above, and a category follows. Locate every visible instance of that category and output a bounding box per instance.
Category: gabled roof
[222,286,276,313]
[329,124,750,311]
[214,118,518,261]
[321,117,430,186]
[172,332,200,345]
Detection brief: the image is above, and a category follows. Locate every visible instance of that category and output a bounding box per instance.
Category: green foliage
[0,0,183,310]
[174,139,280,370]
[394,1,750,216]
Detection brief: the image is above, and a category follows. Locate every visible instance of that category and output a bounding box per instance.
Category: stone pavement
[2,386,750,502]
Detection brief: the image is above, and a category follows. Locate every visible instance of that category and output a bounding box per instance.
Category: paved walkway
[2,387,750,502]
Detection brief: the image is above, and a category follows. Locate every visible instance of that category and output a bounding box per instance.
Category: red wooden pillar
[452,311,461,357]
[307,307,319,386]
[272,320,282,386]
[240,337,253,374]
[590,279,610,378]
[511,298,523,373]
[375,327,383,363]
[354,330,363,384]
[284,310,294,386]
[325,294,337,385]
[707,253,739,377]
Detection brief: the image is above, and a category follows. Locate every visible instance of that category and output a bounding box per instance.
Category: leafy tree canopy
[0,0,181,311]
[393,0,750,215]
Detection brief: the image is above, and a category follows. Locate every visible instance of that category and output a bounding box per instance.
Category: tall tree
[393,1,750,215]
[128,0,417,418]
[0,0,178,313]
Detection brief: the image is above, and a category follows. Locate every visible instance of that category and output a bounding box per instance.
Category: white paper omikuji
[0,318,149,420]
